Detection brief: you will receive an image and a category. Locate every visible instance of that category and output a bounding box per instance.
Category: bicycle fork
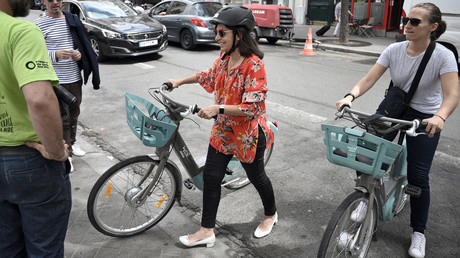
[351,175,378,255]
[128,157,169,207]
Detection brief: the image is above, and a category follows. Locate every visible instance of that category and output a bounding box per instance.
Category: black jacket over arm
[64,11,100,90]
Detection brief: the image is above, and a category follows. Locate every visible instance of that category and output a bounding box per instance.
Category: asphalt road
[19,9,460,257]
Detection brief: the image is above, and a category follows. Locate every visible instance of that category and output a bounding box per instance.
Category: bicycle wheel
[223,143,274,189]
[318,191,378,258]
[87,156,180,237]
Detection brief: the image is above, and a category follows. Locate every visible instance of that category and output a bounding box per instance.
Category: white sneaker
[72,144,86,157]
[350,201,367,222]
[409,232,426,258]
[69,157,74,173]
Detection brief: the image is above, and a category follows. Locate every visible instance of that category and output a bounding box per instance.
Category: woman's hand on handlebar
[198,105,219,119]
[167,79,181,91]
[423,115,445,138]
[336,98,352,111]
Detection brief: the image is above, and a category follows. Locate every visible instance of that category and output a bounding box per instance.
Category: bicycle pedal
[183,178,194,190]
[404,184,422,197]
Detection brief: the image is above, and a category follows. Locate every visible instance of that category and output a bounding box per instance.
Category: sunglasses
[402,17,422,26]
[213,29,232,37]
[47,0,62,2]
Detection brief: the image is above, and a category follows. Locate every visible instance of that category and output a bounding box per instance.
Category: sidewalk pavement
[66,126,253,258]
[65,29,394,257]
[289,24,400,57]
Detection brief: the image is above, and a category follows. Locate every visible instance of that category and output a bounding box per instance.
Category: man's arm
[22,81,68,161]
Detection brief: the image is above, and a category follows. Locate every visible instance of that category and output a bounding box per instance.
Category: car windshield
[81,1,138,19]
[192,2,222,17]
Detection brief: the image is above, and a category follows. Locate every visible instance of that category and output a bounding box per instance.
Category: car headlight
[101,28,122,39]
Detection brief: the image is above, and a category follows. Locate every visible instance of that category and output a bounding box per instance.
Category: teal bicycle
[87,83,278,237]
[318,106,426,258]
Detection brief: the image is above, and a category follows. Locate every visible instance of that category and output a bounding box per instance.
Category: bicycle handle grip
[418,120,428,130]
[193,106,217,119]
[162,82,173,90]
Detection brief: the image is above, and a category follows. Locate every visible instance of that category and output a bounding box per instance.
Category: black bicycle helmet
[210,6,255,31]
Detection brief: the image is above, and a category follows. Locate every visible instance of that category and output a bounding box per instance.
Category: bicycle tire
[223,143,274,190]
[87,156,180,237]
[318,191,377,258]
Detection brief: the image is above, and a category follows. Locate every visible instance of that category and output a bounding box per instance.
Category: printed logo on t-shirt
[25,60,50,70]
[0,111,13,133]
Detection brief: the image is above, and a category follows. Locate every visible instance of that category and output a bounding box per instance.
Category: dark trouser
[61,80,83,155]
[0,152,71,257]
[403,108,440,233]
[201,127,276,228]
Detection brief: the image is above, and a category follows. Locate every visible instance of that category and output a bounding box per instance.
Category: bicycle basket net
[321,124,403,179]
[125,92,177,147]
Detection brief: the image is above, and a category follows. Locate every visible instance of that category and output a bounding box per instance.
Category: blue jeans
[0,153,72,258]
[403,108,440,233]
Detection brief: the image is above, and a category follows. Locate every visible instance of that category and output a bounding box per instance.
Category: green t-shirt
[0,12,59,146]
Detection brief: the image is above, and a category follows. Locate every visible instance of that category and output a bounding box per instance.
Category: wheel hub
[124,187,144,207]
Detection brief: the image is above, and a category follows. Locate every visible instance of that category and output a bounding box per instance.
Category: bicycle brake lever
[405,120,426,137]
[180,106,193,117]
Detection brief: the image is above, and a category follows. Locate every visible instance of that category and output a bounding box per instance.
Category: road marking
[267,101,327,123]
[133,63,156,69]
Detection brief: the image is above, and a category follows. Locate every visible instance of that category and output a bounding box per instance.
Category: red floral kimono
[196,53,274,163]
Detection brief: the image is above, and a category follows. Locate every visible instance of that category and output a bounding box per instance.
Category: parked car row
[59,0,291,62]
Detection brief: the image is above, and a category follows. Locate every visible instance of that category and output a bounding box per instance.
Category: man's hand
[71,50,81,61]
[56,49,76,60]
[26,140,69,162]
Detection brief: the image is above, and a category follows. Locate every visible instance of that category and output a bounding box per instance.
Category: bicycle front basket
[125,92,177,147]
[321,124,403,179]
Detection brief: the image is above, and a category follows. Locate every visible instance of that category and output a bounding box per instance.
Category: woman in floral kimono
[168,6,277,248]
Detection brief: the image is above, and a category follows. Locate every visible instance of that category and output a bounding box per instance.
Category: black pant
[201,127,276,228]
[60,80,83,155]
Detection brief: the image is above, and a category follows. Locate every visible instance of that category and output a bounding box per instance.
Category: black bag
[376,85,408,118]
[376,41,436,118]
[316,25,331,37]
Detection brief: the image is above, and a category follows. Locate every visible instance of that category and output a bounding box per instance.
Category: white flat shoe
[179,234,215,248]
[254,212,278,238]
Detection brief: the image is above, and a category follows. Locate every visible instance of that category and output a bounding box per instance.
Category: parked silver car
[147,0,222,50]
[62,0,168,61]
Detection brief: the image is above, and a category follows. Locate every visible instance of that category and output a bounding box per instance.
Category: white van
[400,0,460,64]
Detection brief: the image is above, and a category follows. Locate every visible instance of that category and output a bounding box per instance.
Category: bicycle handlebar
[159,82,218,119]
[338,106,427,137]
[157,82,200,117]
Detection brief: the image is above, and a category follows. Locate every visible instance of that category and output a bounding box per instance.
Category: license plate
[139,40,158,47]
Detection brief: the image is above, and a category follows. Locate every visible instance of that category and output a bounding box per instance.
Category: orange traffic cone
[299,27,316,55]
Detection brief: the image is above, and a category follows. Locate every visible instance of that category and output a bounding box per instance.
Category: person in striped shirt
[35,0,100,171]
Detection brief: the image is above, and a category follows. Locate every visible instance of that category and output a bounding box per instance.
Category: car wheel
[266,37,278,44]
[250,29,259,43]
[180,29,196,50]
[90,36,106,62]
[40,4,46,11]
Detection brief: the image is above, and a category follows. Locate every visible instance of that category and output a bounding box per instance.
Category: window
[152,2,171,15]
[169,2,187,15]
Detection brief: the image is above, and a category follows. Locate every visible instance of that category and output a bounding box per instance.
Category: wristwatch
[344,93,356,102]
[219,105,225,115]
